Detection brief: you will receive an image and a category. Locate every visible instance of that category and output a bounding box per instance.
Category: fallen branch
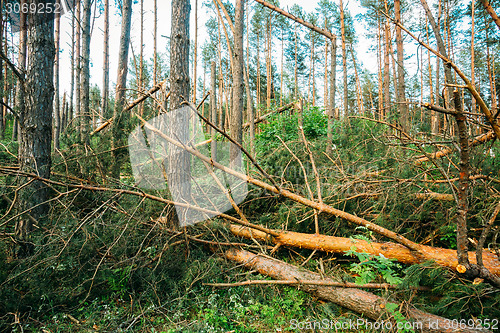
[242,102,294,129]
[219,247,490,333]
[230,225,500,276]
[415,131,495,164]
[205,280,403,289]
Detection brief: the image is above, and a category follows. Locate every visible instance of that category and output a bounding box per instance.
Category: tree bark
[80,0,91,141]
[168,0,191,224]
[154,0,158,85]
[193,0,198,103]
[101,0,109,122]
[75,0,81,136]
[211,61,217,162]
[394,0,408,130]
[340,0,348,117]
[0,6,3,140]
[14,0,27,144]
[265,15,272,111]
[69,4,75,129]
[17,0,56,257]
[230,0,244,169]
[327,38,337,152]
[245,1,255,155]
[111,0,133,178]
[383,18,390,118]
[53,1,61,149]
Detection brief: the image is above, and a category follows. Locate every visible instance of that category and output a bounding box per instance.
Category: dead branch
[415,131,495,164]
[230,225,500,276]
[242,102,293,129]
[385,14,500,140]
[90,80,168,136]
[253,0,336,41]
[479,0,500,30]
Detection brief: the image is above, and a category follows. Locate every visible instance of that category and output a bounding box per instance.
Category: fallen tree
[230,225,500,276]
[219,247,491,333]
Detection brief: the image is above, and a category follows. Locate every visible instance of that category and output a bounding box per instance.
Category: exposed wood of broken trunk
[230,225,500,276]
[220,247,490,333]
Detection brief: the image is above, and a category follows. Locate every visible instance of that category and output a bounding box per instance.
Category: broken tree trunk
[220,247,490,333]
[230,225,500,276]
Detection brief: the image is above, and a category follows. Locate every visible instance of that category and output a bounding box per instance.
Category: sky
[53,0,415,103]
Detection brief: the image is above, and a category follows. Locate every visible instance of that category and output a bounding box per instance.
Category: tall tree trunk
[211,61,217,161]
[54,2,61,149]
[14,0,27,144]
[2,32,8,136]
[111,0,133,178]
[383,19,390,119]
[230,0,244,169]
[425,17,438,133]
[69,4,75,128]
[349,45,363,114]
[395,0,408,131]
[324,21,328,113]
[420,0,454,109]
[266,16,272,111]
[329,38,340,122]
[280,28,284,107]
[0,0,4,140]
[377,18,383,119]
[245,1,255,155]
[80,0,91,142]
[486,29,497,115]
[294,26,298,99]
[193,0,198,103]
[311,34,316,106]
[327,38,337,154]
[153,0,158,85]
[168,0,191,225]
[471,0,476,115]
[340,0,348,117]
[453,91,471,270]
[256,31,261,108]
[139,0,144,116]
[17,0,56,257]
[75,0,81,136]
[101,0,109,122]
